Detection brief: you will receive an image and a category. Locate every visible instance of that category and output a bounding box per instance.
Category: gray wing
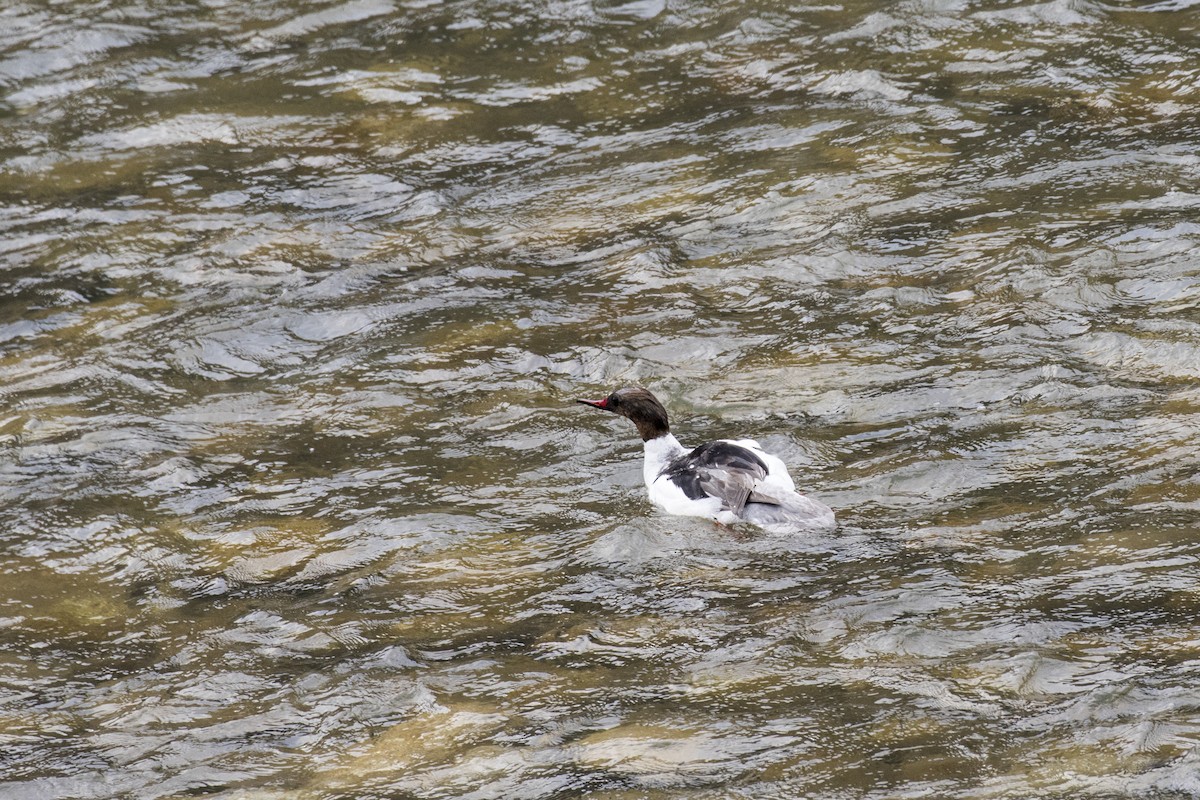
[698,467,757,513]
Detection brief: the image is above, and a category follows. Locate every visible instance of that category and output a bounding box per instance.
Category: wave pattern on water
[3,0,1200,797]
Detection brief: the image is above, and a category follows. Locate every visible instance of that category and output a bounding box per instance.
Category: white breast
[641,434,722,519]
[647,472,724,518]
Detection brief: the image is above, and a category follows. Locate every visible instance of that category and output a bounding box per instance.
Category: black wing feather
[659,441,779,512]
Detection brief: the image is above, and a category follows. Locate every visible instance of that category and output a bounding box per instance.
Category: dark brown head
[576,387,671,442]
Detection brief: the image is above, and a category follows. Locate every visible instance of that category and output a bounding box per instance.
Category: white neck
[642,433,685,488]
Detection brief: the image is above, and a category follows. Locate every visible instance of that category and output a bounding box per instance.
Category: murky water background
[4,0,1200,797]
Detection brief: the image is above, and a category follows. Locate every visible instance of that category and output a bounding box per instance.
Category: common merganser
[577,387,835,529]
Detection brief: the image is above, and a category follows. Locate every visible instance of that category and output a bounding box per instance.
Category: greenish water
[4,0,1200,797]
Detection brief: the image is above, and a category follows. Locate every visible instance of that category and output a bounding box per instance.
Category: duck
[576,387,835,529]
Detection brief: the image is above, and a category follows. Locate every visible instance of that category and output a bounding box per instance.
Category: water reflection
[4,0,1200,797]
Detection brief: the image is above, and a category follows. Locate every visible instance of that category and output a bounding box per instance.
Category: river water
[4,0,1200,797]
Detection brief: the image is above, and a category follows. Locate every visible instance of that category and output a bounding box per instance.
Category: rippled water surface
[5,0,1200,797]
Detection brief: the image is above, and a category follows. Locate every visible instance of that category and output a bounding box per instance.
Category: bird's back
[648,437,833,528]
